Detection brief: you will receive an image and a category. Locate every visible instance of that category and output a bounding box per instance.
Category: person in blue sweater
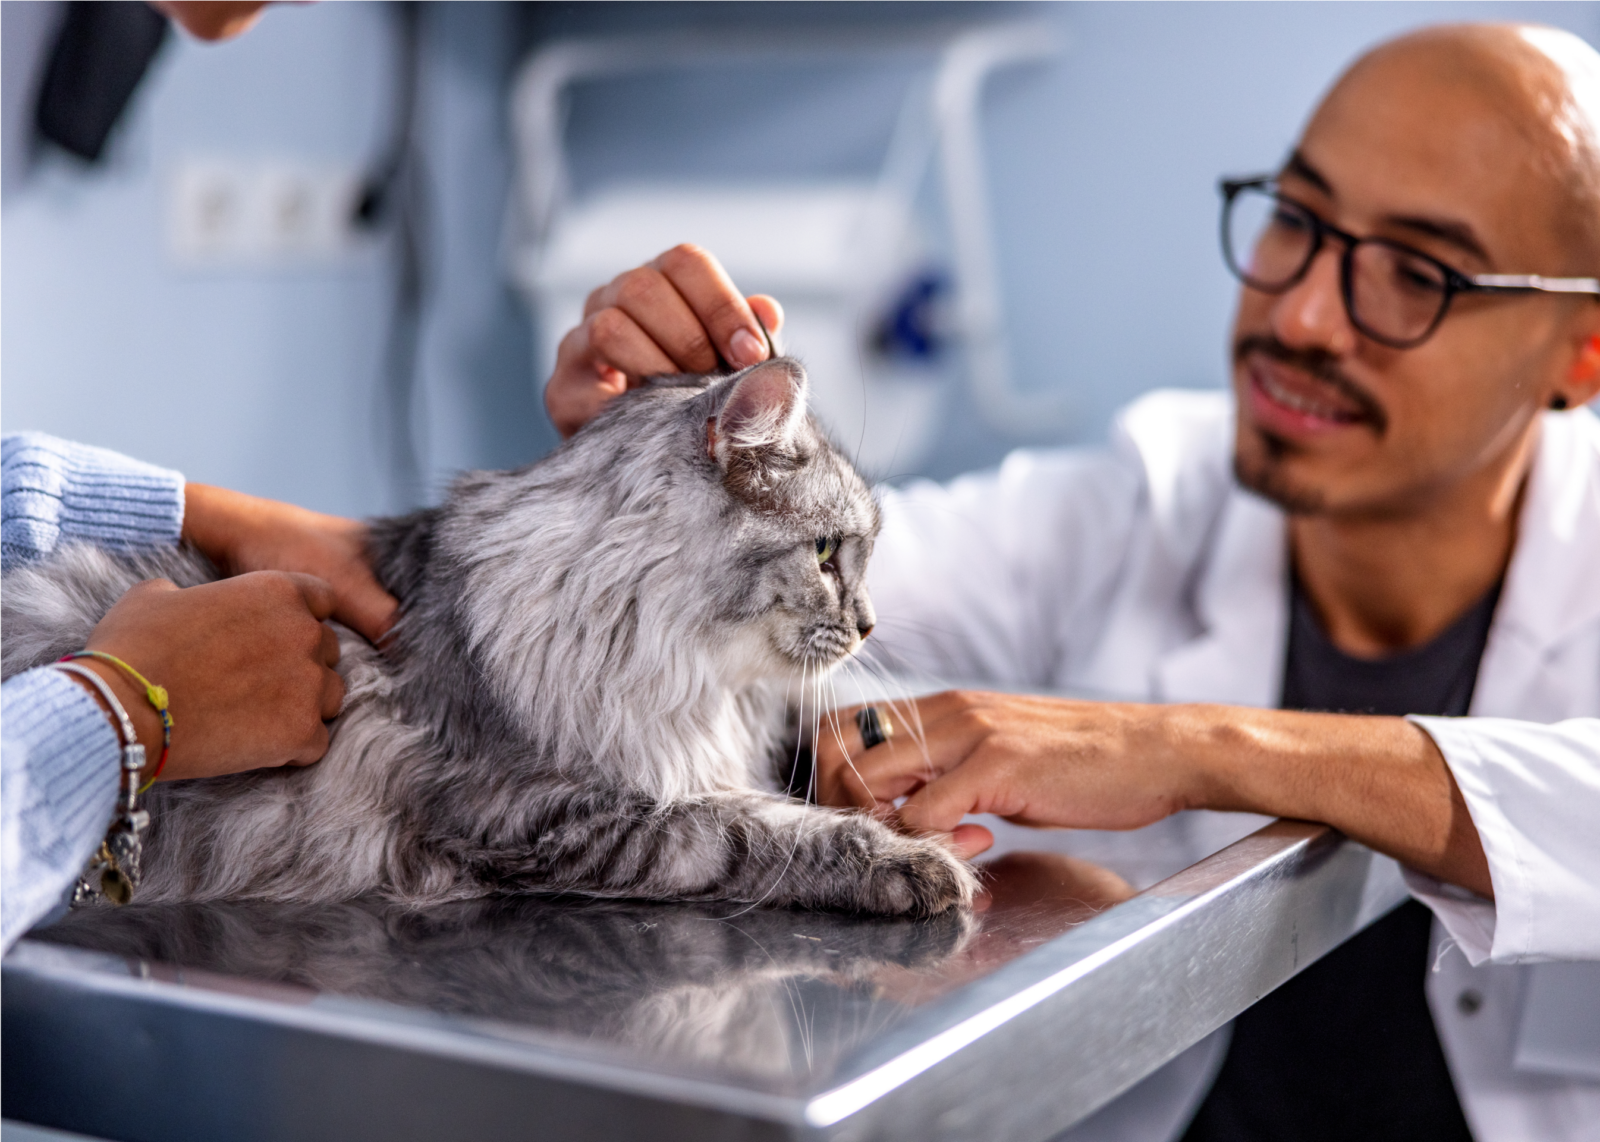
[0,433,399,950]
[2,0,402,952]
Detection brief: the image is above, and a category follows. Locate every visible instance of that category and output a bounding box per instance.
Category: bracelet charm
[54,662,150,906]
[93,742,150,904]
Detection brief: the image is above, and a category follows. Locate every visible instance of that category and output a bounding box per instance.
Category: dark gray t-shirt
[1282,579,1500,719]
[1184,578,1501,1142]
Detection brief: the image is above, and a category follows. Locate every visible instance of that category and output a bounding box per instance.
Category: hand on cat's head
[182,483,398,645]
[71,572,347,783]
[545,244,784,438]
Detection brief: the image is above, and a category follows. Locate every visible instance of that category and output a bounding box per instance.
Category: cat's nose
[854,594,876,640]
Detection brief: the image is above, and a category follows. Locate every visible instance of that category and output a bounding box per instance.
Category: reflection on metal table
[2,812,1408,1142]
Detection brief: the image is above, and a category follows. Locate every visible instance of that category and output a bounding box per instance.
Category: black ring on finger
[855,706,892,750]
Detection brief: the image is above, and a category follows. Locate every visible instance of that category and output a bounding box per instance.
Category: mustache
[1233,335,1388,434]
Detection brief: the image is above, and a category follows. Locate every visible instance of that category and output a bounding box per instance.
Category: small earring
[1550,394,1570,411]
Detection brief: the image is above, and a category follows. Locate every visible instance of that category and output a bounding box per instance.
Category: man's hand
[817,693,1201,853]
[71,573,347,783]
[183,483,398,644]
[545,244,784,438]
[815,690,1494,898]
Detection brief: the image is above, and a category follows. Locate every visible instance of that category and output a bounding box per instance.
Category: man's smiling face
[1230,26,1600,518]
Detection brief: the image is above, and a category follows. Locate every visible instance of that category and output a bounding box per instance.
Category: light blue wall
[2,1,539,517]
[5,2,398,516]
[4,1,1597,512]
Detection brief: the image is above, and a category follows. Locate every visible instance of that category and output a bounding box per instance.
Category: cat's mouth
[795,624,863,667]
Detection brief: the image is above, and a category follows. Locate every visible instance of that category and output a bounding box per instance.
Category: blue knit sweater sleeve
[2,431,185,571]
[1,669,121,950]
[1,432,185,950]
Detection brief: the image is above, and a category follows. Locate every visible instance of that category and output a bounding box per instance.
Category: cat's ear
[708,359,808,466]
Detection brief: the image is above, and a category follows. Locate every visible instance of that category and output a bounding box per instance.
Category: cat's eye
[815,537,837,564]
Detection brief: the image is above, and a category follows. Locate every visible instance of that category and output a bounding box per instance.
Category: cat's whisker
[808,659,827,809]
[787,656,811,803]
[834,656,921,738]
[746,927,813,1060]
[807,663,824,811]
[820,671,879,816]
[723,656,823,921]
[836,655,937,771]
[779,960,817,1070]
[826,657,947,805]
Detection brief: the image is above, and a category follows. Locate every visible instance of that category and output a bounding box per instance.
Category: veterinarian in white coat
[859,387,1600,1141]
[546,22,1600,1142]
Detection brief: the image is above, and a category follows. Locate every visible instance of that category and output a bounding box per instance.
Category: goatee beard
[1230,333,1385,514]
[1232,443,1328,515]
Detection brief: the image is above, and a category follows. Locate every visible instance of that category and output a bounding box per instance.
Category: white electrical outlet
[168,158,372,268]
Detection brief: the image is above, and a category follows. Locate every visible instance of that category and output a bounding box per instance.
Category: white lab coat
[866,389,1600,1142]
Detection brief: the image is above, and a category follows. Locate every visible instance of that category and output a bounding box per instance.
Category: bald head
[1228,21,1600,527]
[1316,24,1600,270]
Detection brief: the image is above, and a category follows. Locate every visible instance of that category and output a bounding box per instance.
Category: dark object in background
[872,269,950,364]
[35,1,170,162]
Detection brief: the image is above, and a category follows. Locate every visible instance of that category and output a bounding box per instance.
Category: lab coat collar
[1112,389,1238,557]
[1489,409,1600,655]
[1153,486,1289,708]
[1108,390,1290,709]
[1148,407,1600,713]
[1473,407,1600,717]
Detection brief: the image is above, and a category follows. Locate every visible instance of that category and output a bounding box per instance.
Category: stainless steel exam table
[2,813,1409,1142]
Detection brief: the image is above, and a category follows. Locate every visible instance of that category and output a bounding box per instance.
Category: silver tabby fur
[1,360,976,915]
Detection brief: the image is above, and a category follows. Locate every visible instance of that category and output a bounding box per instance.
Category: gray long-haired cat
[1,360,974,915]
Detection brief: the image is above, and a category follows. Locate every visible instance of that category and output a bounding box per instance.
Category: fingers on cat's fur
[1,543,219,680]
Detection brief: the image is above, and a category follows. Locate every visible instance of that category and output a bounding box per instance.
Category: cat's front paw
[856,828,979,917]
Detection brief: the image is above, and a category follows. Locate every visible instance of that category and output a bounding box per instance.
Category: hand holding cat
[544,244,784,437]
[182,482,398,644]
[75,572,347,783]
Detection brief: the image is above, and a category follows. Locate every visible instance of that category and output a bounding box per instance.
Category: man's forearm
[840,691,1497,901]
[1180,706,1494,898]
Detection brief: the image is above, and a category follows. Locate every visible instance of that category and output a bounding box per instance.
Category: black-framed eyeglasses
[1219,175,1600,349]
